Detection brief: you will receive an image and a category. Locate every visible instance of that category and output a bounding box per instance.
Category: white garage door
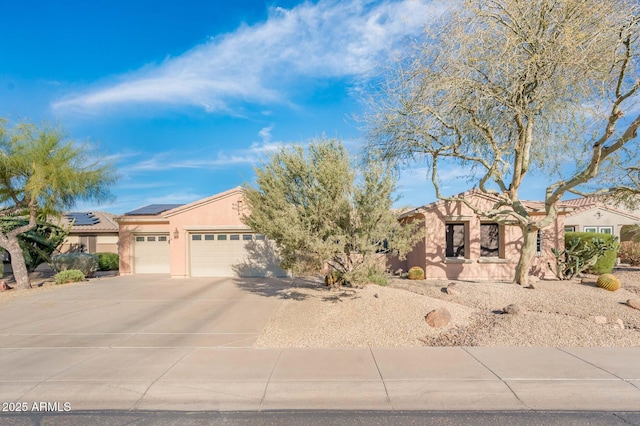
[189,233,286,277]
[134,234,170,274]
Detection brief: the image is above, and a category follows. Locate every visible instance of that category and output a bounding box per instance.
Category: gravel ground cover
[255,268,640,347]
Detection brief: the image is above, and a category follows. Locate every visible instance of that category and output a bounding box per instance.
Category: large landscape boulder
[425,307,452,328]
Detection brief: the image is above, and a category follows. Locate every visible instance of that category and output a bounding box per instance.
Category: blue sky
[0,0,552,214]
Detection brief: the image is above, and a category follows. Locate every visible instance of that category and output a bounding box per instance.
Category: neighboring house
[116,187,287,278]
[562,196,640,241]
[393,190,572,281]
[57,211,119,254]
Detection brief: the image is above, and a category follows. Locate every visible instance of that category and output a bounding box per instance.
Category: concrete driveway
[0,274,294,411]
[0,274,289,349]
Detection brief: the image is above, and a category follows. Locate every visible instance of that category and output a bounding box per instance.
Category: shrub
[96,252,119,271]
[324,270,345,287]
[55,269,85,285]
[620,224,640,243]
[619,241,640,266]
[366,270,388,286]
[51,253,99,277]
[407,266,425,280]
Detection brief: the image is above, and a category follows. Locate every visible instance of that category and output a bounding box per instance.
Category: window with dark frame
[445,223,466,258]
[480,223,500,257]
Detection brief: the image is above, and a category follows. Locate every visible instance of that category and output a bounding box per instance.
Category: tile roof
[563,195,640,219]
[566,201,640,221]
[58,211,119,232]
[399,189,574,219]
[562,195,608,207]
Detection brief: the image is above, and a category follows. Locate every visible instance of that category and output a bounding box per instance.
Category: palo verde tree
[0,120,115,289]
[242,137,421,285]
[366,0,640,285]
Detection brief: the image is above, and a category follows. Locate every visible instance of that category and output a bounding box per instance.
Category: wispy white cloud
[126,151,253,172]
[52,0,445,114]
[125,126,290,172]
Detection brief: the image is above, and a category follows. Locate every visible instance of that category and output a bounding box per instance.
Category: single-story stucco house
[115,187,287,278]
[57,211,119,254]
[562,196,640,241]
[391,190,573,281]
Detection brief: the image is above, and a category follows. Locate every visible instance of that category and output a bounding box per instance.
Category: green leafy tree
[0,120,115,289]
[366,0,640,285]
[243,137,421,285]
[0,217,69,272]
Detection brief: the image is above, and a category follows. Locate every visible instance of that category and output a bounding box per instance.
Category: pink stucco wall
[117,188,248,277]
[396,194,565,281]
[165,189,247,278]
[117,218,171,275]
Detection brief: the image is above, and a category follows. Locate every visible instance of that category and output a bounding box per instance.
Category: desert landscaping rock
[425,307,452,328]
[627,298,640,311]
[502,303,521,315]
[445,282,460,295]
[614,318,625,329]
[593,316,608,324]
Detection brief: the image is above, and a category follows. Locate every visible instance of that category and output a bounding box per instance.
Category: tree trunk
[514,227,538,286]
[4,236,30,289]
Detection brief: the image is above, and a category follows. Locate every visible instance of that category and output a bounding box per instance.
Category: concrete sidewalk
[0,346,639,412]
[0,276,638,413]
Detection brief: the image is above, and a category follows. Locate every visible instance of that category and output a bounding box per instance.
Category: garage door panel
[190,233,286,278]
[134,234,170,274]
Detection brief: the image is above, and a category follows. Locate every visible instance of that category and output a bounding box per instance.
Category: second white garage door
[189,232,286,277]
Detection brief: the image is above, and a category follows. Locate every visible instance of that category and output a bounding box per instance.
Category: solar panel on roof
[124,204,184,216]
[64,212,100,226]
